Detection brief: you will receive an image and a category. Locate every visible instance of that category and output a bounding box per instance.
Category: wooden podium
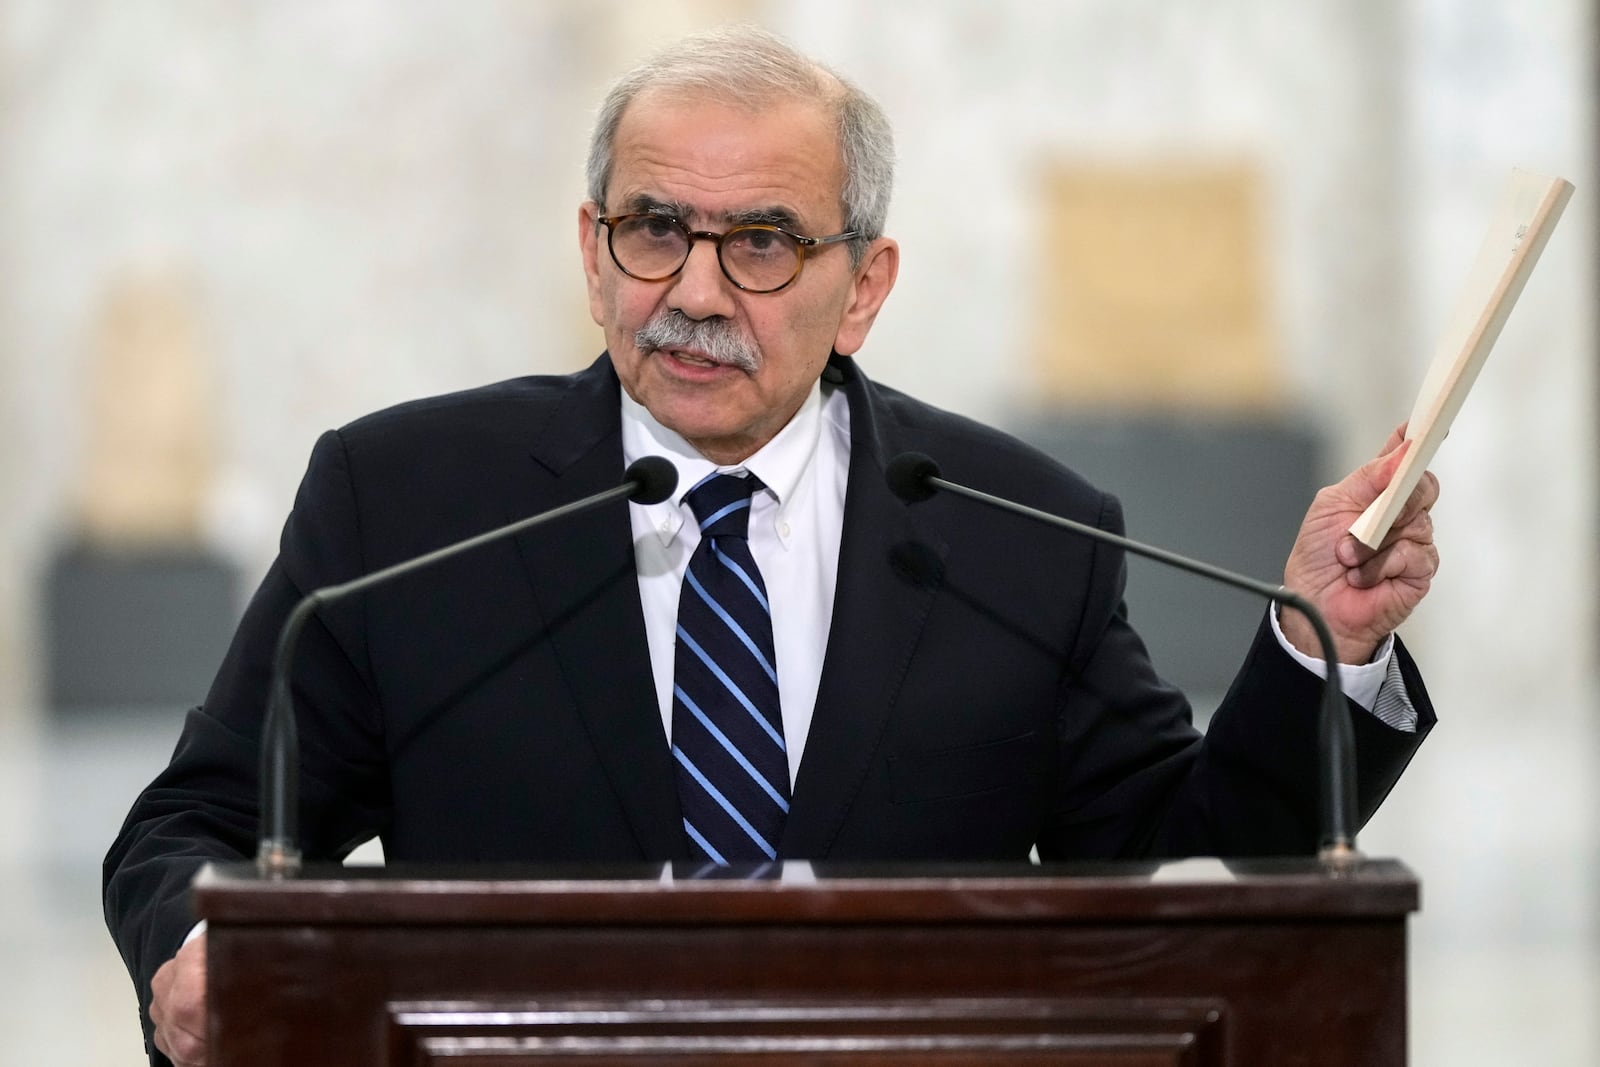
[194,858,1417,1065]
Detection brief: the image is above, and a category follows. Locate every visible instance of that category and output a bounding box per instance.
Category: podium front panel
[196,859,1416,1066]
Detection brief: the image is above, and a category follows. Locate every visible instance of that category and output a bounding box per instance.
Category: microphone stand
[901,462,1360,871]
[258,459,677,877]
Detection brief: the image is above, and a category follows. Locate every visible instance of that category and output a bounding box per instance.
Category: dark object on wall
[44,544,238,713]
[1013,411,1320,706]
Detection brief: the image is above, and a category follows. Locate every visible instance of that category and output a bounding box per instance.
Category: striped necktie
[671,472,790,864]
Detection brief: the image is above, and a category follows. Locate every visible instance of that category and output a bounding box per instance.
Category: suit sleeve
[101,429,392,1064]
[1036,489,1436,861]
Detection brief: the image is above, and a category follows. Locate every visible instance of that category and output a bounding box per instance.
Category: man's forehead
[606,91,843,223]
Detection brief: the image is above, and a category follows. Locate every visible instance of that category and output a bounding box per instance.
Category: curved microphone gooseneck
[884,451,1359,869]
[257,456,679,876]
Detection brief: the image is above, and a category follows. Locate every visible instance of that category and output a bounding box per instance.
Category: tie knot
[686,473,761,539]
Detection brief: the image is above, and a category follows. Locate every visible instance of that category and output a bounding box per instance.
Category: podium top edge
[193,857,1420,926]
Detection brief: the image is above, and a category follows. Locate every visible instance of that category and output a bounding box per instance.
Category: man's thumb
[1354,436,1412,502]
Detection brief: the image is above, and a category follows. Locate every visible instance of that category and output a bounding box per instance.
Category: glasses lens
[611,216,689,279]
[721,226,802,291]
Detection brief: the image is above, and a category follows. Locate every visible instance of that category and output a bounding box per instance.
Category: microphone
[256,455,678,876]
[884,451,1360,869]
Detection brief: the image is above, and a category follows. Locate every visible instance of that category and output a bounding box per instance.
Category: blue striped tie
[671,473,789,864]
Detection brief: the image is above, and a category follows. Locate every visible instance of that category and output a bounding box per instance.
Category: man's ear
[833,237,899,356]
[579,202,605,325]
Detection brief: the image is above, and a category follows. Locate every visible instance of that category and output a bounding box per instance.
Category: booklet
[1349,168,1575,549]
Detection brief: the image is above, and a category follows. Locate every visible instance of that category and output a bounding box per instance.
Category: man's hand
[150,932,207,1067]
[1280,426,1440,664]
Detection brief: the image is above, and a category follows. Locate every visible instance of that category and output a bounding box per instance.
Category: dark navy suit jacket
[104,352,1434,1061]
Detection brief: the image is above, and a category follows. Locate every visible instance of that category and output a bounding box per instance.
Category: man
[104,26,1440,1067]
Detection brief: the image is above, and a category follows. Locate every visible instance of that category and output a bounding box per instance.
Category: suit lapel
[513,355,689,860]
[779,358,948,858]
[511,354,947,861]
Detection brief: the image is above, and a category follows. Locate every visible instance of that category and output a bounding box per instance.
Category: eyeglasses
[597,213,859,294]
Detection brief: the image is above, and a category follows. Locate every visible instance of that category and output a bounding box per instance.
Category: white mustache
[635,311,761,374]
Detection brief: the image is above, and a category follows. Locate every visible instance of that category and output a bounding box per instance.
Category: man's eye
[735,228,792,258]
[641,217,679,240]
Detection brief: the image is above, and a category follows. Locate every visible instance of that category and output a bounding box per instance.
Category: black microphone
[884,451,1360,868]
[256,455,678,876]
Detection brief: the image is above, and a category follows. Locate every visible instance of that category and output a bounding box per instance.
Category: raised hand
[1280,427,1440,664]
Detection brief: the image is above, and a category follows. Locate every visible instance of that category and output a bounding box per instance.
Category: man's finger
[151,993,209,1067]
[1349,539,1440,589]
[1351,437,1413,502]
[1377,423,1408,458]
[1386,468,1440,526]
[154,1019,209,1067]
[1358,471,1439,566]
[1334,506,1432,568]
[1374,504,1434,554]
[151,935,209,1066]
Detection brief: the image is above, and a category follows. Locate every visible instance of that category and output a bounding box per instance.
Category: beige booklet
[1349,169,1575,549]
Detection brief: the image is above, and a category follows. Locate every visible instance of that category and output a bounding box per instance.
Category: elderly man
[105,25,1439,1067]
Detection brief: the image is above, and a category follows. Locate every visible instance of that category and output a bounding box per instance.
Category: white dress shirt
[624,381,851,786]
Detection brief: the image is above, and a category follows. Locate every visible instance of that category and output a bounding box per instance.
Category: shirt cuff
[1268,607,1416,731]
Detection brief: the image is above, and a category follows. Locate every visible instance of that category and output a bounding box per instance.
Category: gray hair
[584,26,894,264]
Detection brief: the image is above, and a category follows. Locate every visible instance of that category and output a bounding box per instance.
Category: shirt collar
[621,380,824,545]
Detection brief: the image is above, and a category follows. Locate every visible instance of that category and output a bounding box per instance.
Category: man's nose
[666,236,738,320]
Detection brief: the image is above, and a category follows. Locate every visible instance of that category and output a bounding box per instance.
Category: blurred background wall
[0,1,1592,1062]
